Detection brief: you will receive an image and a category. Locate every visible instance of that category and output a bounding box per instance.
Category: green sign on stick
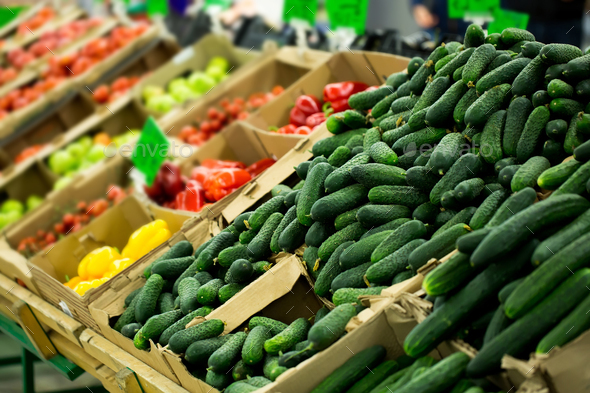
[448,0,499,19]
[326,0,369,35]
[283,0,317,27]
[132,116,170,186]
[488,8,529,34]
[204,0,232,11]
[147,0,168,17]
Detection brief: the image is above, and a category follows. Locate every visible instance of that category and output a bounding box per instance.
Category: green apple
[208,56,229,71]
[87,145,105,164]
[142,85,165,102]
[78,136,92,152]
[146,94,177,113]
[48,150,76,175]
[5,210,20,224]
[1,199,24,215]
[66,142,86,160]
[170,85,200,103]
[77,160,94,171]
[205,65,225,82]
[187,72,216,95]
[53,176,73,191]
[167,78,189,92]
[26,195,43,211]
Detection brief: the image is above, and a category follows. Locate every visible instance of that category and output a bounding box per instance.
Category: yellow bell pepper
[73,277,109,296]
[104,257,134,278]
[80,246,122,280]
[121,219,171,261]
[64,276,82,289]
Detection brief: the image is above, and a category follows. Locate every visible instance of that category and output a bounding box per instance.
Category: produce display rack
[0,17,589,393]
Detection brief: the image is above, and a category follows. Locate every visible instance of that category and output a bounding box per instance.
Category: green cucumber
[404,240,537,358]
[464,84,511,127]
[324,153,370,193]
[435,48,475,79]
[270,206,297,253]
[405,166,440,193]
[536,291,590,354]
[462,44,496,86]
[498,164,520,189]
[366,239,426,284]
[548,79,574,98]
[468,269,590,377]
[512,55,546,96]
[157,292,175,314]
[208,332,247,372]
[332,287,387,306]
[346,360,400,393]
[540,43,582,64]
[308,303,357,350]
[392,127,449,155]
[349,87,391,111]
[264,318,310,355]
[303,246,321,279]
[368,185,430,209]
[480,110,506,164]
[538,158,583,190]
[168,319,225,354]
[312,129,367,157]
[550,98,584,117]
[144,241,194,279]
[331,262,372,291]
[185,335,232,365]
[334,206,363,231]
[552,160,590,197]
[412,202,440,224]
[178,277,201,315]
[407,106,430,131]
[246,196,285,231]
[485,187,537,228]
[278,215,308,252]
[413,76,452,113]
[248,212,283,259]
[339,230,394,270]
[516,106,551,162]
[360,218,412,239]
[454,178,485,203]
[425,80,469,127]
[297,163,334,226]
[121,323,142,339]
[311,184,368,222]
[371,220,428,263]
[511,156,551,192]
[350,163,407,188]
[430,153,483,205]
[328,146,351,167]
[423,251,475,297]
[305,221,335,248]
[248,317,288,336]
[469,189,509,230]
[195,231,238,271]
[501,28,535,46]
[356,205,411,228]
[196,278,224,305]
[386,72,409,89]
[318,224,366,262]
[310,345,386,393]
[239,229,257,245]
[394,353,470,393]
[565,114,585,154]
[471,194,590,267]
[158,307,213,346]
[464,24,485,47]
[408,224,472,272]
[532,209,590,265]
[135,274,164,324]
[315,241,354,297]
[429,133,466,175]
[453,87,478,125]
[369,141,398,165]
[206,369,233,390]
[133,310,183,350]
[521,41,545,58]
[363,127,382,150]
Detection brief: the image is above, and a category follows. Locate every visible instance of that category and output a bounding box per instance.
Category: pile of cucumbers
[312,350,498,393]
[281,23,590,390]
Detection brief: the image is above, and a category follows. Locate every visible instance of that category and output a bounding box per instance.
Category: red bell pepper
[201,158,246,169]
[245,158,276,177]
[205,168,251,190]
[295,126,312,135]
[159,162,184,199]
[175,180,205,212]
[295,95,321,116]
[322,81,369,113]
[305,112,326,128]
[289,106,308,127]
[276,124,297,134]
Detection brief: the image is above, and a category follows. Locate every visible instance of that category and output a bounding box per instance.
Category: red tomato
[93,85,109,103]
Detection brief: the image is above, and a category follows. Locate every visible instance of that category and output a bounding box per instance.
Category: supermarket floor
[0,334,103,393]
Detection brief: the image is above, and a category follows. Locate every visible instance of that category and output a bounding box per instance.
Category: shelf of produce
[131,33,260,121]
[0,2,45,41]
[0,23,162,139]
[0,36,179,188]
[0,4,84,55]
[156,45,332,141]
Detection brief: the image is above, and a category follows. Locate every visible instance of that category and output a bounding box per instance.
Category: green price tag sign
[326,0,369,35]
[488,7,529,34]
[283,0,317,27]
[204,0,232,11]
[147,0,168,17]
[132,116,170,186]
[448,0,499,18]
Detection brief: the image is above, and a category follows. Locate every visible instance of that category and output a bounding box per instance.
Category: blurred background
[1,0,587,58]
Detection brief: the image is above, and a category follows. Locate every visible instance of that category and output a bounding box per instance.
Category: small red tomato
[93,85,109,103]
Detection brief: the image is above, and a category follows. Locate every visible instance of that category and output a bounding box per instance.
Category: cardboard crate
[223,51,411,223]
[26,195,162,331]
[139,121,305,226]
[156,45,332,139]
[131,33,259,121]
[87,217,214,382]
[502,323,590,393]
[160,255,324,393]
[257,296,427,392]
